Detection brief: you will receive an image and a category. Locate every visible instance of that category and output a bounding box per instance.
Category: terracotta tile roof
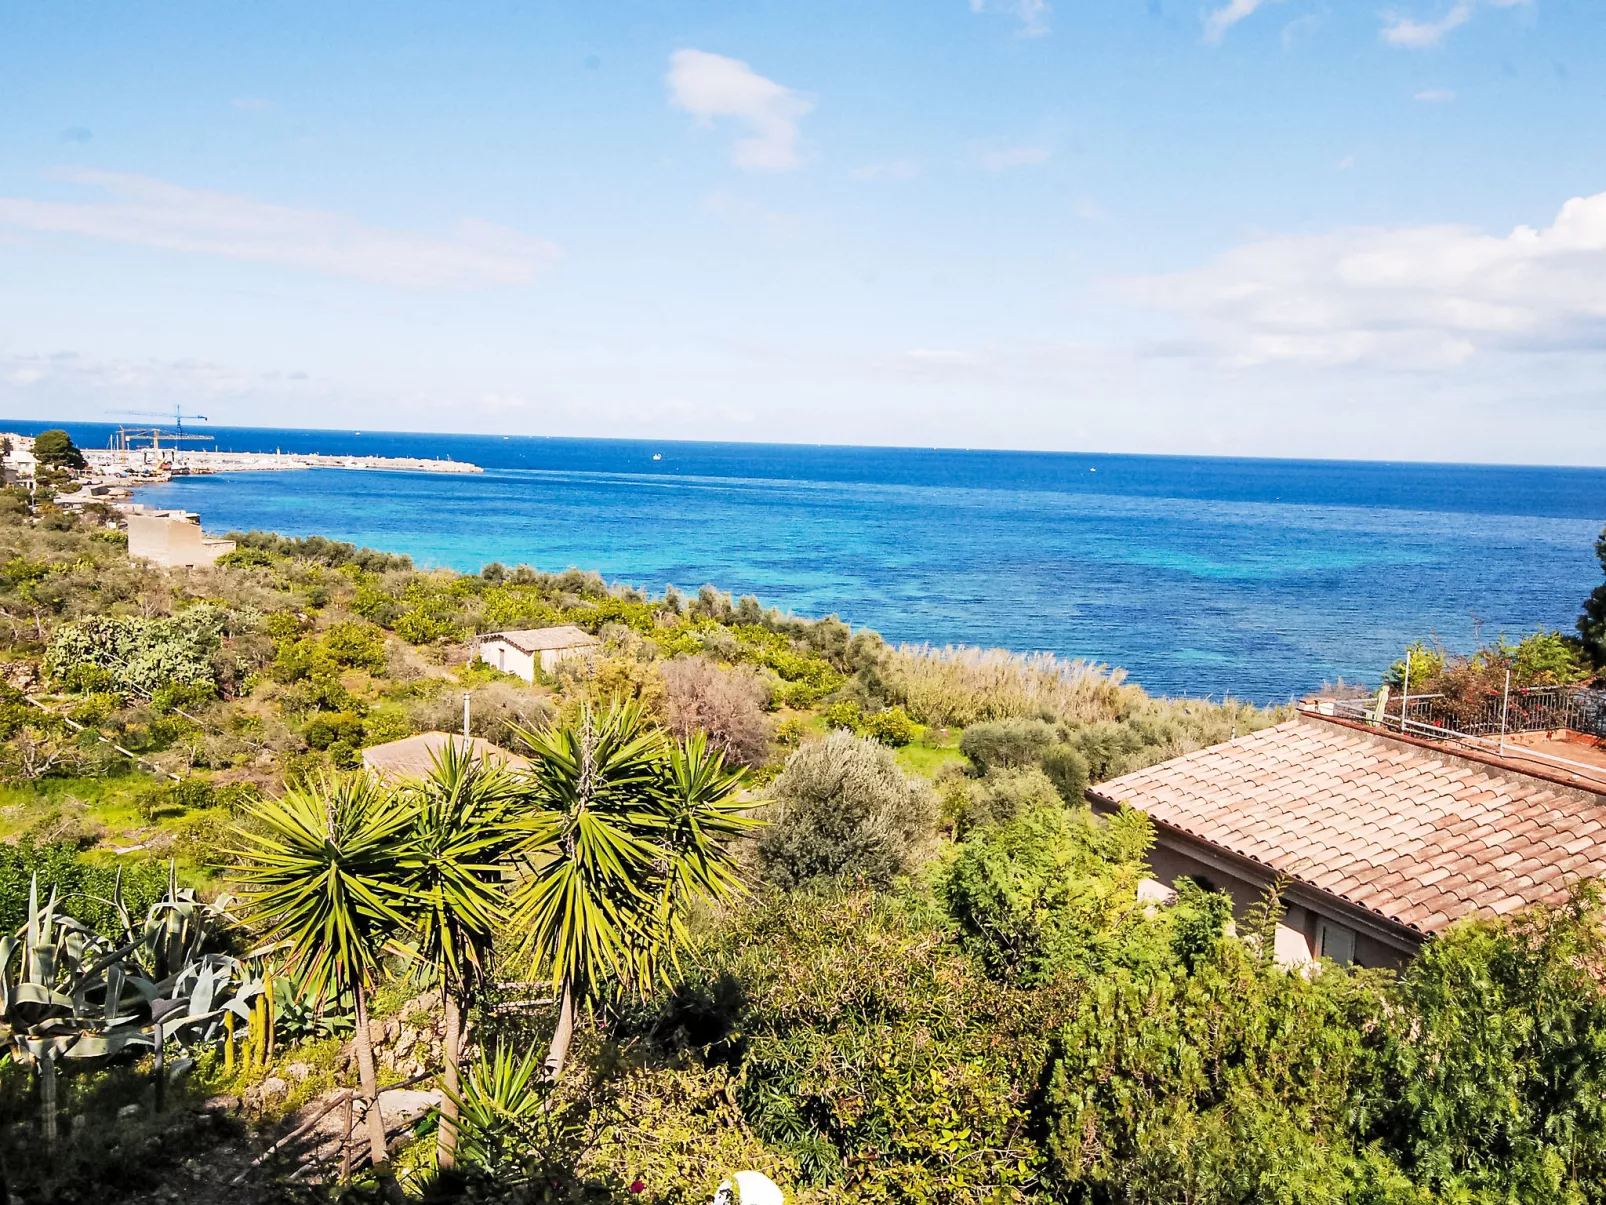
[361,732,530,782]
[1088,715,1606,936]
[481,625,599,654]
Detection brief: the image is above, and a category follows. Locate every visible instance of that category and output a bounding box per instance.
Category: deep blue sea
[15,421,1606,702]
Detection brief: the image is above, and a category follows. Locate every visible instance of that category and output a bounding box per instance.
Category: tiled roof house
[1089,708,1606,968]
[361,731,530,783]
[477,625,599,682]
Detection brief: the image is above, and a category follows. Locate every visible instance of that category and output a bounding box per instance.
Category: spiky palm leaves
[231,772,412,1201]
[510,702,759,1075]
[394,741,522,1169]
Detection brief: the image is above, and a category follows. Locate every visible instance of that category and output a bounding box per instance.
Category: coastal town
[0,429,483,487]
[0,428,484,569]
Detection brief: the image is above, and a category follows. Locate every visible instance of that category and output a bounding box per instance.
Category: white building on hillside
[477,625,599,682]
[124,506,236,568]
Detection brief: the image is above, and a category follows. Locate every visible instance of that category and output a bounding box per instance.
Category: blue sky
[0,0,1601,462]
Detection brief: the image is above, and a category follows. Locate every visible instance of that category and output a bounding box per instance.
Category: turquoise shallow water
[22,422,1606,701]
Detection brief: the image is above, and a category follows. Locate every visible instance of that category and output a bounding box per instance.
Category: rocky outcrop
[334,990,469,1080]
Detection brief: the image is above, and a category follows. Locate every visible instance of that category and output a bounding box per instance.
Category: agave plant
[1,869,261,1136]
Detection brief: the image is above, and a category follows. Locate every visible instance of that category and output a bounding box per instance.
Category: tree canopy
[30,429,85,471]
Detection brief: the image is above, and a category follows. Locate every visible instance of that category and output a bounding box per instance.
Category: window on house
[1316,919,1356,965]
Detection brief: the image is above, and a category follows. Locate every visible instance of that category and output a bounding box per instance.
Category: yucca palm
[231,772,412,1201]
[511,701,758,1076]
[511,700,665,1075]
[394,741,522,1170]
[645,731,762,976]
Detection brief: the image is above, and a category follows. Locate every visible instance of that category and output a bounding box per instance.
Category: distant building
[1,433,37,487]
[124,506,237,567]
[1091,706,1606,970]
[361,731,531,783]
[477,625,600,682]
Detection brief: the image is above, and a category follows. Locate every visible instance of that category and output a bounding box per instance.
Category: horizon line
[4,415,1605,475]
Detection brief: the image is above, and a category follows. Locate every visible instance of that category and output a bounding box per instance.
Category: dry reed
[884,644,1139,728]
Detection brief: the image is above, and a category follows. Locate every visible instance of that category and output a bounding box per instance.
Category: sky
[0,0,1602,463]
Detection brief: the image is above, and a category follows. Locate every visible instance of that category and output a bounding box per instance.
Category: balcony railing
[1319,683,1606,780]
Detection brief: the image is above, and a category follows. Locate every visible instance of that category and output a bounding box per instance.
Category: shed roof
[360,731,530,782]
[481,625,599,654]
[1089,712,1606,936]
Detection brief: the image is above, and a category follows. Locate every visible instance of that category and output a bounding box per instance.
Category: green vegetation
[2,452,1605,1204]
[31,429,86,472]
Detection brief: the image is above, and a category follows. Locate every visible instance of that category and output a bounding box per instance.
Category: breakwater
[83,448,482,476]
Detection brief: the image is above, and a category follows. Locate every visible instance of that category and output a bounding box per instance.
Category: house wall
[478,640,537,683]
[126,513,235,568]
[1135,825,1420,970]
[539,645,592,674]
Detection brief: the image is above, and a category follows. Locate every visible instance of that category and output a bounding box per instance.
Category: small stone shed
[476,625,599,682]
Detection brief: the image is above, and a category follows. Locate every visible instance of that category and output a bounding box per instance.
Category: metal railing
[1321,681,1606,780]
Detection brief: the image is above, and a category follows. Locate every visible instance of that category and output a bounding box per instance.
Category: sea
[14,421,1606,703]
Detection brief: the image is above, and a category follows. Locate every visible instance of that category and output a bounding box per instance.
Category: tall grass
[884,644,1139,728]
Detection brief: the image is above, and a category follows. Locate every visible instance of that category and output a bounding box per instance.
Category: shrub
[820,699,861,732]
[860,705,914,747]
[1065,700,1276,783]
[321,620,388,671]
[1356,887,1606,1199]
[44,605,225,697]
[215,546,275,569]
[394,607,459,644]
[662,655,773,767]
[940,804,1160,983]
[960,717,1055,772]
[757,730,936,888]
[949,766,1063,835]
[668,888,1048,1202]
[774,716,807,747]
[1042,939,1379,1201]
[150,681,215,713]
[302,710,365,751]
[226,529,412,571]
[0,840,169,939]
[1041,741,1091,803]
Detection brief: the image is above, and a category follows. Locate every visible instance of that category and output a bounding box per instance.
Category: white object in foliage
[713,1171,785,1205]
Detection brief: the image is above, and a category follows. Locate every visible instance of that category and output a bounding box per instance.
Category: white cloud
[1281,13,1325,48]
[1124,189,1606,369]
[972,143,1053,172]
[0,169,560,289]
[666,49,813,171]
[970,0,1051,38]
[852,159,921,181]
[1381,0,1530,48]
[0,350,299,399]
[1337,154,1357,170]
[1203,0,1284,43]
[1381,2,1473,48]
[1414,88,1457,101]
